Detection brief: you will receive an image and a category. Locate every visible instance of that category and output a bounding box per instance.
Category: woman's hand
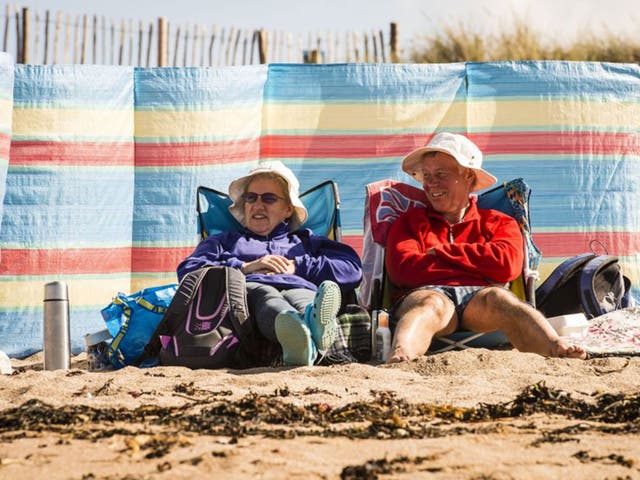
[241,255,295,275]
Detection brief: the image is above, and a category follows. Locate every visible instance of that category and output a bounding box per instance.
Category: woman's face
[243,176,294,236]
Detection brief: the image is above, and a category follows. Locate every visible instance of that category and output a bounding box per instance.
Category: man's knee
[473,286,522,312]
[396,289,451,319]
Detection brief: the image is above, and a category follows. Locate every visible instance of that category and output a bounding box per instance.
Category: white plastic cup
[547,313,589,337]
[84,329,112,372]
[0,351,12,375]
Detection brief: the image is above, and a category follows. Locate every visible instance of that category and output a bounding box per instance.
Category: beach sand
[1,349,639,479]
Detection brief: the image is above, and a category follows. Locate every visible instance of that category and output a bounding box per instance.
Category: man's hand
[241,255,295,275]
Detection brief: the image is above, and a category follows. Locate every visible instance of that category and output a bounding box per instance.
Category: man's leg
[387,289,458,363]
[462,286,586,359]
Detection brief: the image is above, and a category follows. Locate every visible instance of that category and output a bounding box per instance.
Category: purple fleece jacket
[177,222,362,292]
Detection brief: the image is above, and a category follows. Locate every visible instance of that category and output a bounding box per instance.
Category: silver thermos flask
[43,281,71,370]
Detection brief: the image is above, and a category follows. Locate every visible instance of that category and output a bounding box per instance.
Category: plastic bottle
[375,311,391,362]
[43,281,71,371]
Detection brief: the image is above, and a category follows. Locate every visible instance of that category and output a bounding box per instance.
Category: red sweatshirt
[385,197,523,290]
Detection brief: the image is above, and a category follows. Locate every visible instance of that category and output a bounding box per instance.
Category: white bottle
[375,311,391,362]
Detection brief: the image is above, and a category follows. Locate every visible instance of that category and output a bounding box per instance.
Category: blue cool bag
[101,284,178,369]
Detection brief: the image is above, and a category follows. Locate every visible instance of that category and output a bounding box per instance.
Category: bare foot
[553,340,587,359]
[386,345,417,363]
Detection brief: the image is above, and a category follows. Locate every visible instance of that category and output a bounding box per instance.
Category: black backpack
[535,253,633,319]
[136,266,275,369]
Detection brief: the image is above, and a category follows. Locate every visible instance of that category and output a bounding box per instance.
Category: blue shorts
[389,285,484,333]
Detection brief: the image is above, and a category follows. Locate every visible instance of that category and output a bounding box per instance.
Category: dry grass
[410,19,640,63]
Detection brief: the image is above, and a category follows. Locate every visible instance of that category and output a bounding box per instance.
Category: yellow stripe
[0,98,13,125]
[0,277,133,308]
[131,275,177,293]
[263,101,639,131]
[538,260,640,286]
[135,107,262,138]
[263,103,466,131]
[12,108,134,137]
[468,100,640,128]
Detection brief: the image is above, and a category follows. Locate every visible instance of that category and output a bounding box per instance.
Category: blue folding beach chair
[197,180,342,241]
[360,177,541,353]
[196,180,371,362]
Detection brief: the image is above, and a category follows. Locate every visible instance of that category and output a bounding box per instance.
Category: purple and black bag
[136,266,274,369]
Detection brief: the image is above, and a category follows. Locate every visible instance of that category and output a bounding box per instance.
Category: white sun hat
[228,161,308,231]
[401,132,497,192]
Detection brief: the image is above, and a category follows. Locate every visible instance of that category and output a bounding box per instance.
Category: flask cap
[44,281,68,301]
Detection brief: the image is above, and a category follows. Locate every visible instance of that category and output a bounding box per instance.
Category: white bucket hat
[401,132,497,192]
[228,161,308,231]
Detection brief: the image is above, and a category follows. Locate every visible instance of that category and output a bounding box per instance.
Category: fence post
[390,22,398,63]
[43,10,50,64]
[158,17,168,67]
[257,29,267,63]
[21,7,30,63]
[80,14,88,64]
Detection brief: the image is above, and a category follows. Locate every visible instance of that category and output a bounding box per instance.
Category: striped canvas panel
[0,65,134,356]
[131,66,268,286]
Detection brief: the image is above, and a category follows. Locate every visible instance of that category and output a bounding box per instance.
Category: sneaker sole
[310,281,341,351]
[275,312,315,367]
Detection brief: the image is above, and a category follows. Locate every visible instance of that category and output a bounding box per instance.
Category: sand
[1,349,639,479]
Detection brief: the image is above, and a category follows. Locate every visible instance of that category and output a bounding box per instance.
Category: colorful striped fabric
[1,61,638,357]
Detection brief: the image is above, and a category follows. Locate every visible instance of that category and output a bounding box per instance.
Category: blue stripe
[1,168,133,245]
[467,61,640,100]
[134,66,267,108]
[132,165,250,242]
[264,63,467,102]
[0,306,105,358]
[14,65,133,107]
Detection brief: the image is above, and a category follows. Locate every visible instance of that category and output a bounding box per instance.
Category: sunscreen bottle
[375,311,391,362]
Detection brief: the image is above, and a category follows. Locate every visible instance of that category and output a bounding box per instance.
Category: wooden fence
[1,6,399,66]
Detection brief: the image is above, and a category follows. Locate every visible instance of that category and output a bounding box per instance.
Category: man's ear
[465,169,475,181]
[465,169,477,188]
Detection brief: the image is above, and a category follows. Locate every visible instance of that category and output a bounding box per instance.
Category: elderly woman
[177,161,363,366]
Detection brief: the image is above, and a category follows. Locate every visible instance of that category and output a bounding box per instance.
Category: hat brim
[401,146,497,192]
[228,167,308,231]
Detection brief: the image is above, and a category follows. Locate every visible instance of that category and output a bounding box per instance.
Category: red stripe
[0,248,132,275]
[532,232,640,257]
[10,141,134,166]
[0,246,195,275]
[0,133,10,159]
[135,139,260,166]
[9,132,636,167]
[2,232,636,276]
[131,247,195,272]
[261,132,639,158]
[342,235,363,256]
[469,132,639,155]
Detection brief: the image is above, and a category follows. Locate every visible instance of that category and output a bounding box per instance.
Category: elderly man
[385,132,586,363]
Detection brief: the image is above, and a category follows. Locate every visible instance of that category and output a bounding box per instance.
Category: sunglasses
[241,191,285,204]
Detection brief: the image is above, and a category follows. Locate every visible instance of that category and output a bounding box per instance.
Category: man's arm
[385,211,442,288]
[434,213,523,283]
[385,210,523,288]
